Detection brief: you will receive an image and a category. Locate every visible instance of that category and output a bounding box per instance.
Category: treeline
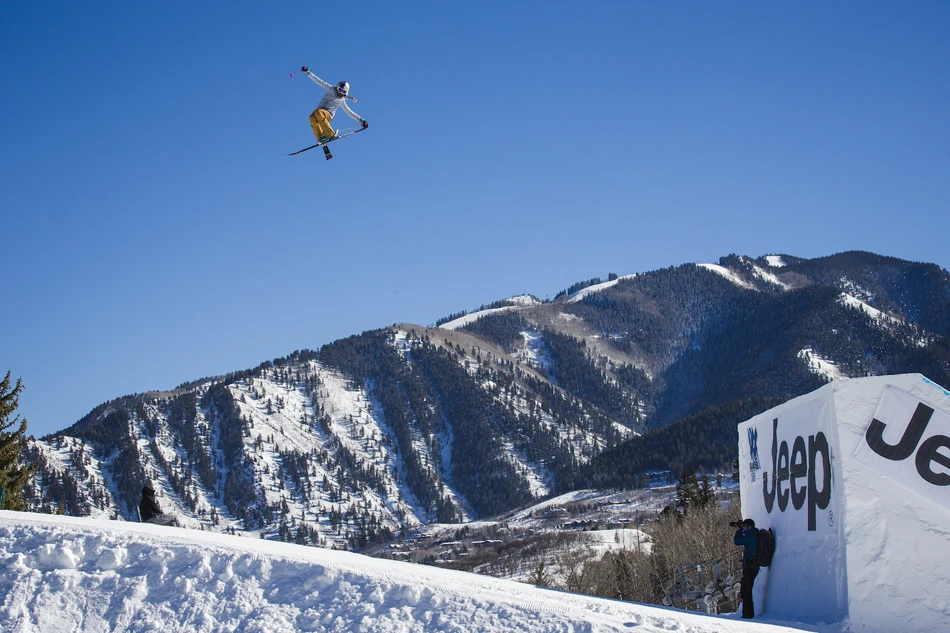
[781,251,950,338]
[318,326,636,514]
[202,383,261,526]
[274,446,395,549]
[319,329,537,519]
[578,397,785,490]
[319,329,462,522]
[435,296,541,328]
[540,328,644,429]
[565,264,752,365]
[436,310,467,327]
[554,276,605,300]
[648,284,942,428]
[44,398,149,516]
[23,437,113,516]
[461,312,530,353]
[462,314,651,430]
[411,342,533,516]
[164,393,217,496]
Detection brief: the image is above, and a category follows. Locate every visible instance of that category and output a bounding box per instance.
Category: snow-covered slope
[696,263,756,290]
[0,510,837,633]
[567,275,638,303]
[440,305,522,330]
[26,339,627,547]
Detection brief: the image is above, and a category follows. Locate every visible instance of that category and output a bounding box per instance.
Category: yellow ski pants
[309,108,336,140]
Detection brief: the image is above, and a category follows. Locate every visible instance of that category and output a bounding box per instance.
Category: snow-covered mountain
[25,328,633,547]
[22,251,950,549]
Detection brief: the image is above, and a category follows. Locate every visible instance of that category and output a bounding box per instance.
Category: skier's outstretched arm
[340,100,364,124]
[301,66,332,90]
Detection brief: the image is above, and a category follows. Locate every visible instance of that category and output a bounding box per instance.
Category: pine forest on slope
[22,251,950,549]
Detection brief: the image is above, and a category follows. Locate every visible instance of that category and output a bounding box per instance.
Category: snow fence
[737,373,950,632]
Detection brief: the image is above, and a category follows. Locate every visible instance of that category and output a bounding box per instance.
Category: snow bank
[0,511,822,632]
[737,374,950,632]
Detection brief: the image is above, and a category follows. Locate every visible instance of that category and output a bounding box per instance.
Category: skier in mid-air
[301,66,368,142]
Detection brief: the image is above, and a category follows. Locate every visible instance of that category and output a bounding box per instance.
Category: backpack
[755,528,775,567]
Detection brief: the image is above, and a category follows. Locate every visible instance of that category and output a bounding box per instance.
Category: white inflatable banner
[852,385,950,510]
[739,394,840,536]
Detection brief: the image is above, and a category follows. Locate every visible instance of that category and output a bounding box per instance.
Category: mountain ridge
[21,250,950,549]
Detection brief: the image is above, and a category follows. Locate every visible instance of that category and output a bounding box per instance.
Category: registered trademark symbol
[828,510,835,526]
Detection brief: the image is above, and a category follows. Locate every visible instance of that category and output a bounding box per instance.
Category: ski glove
[301,66,309,72]
[361,120,369,129]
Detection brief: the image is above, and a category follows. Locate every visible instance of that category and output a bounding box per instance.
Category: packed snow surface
[439,295,541,330]
[750,265,791,289]
[1,511,835,633]
[508,294,541,306]
[439,306,519,330]
[797,348,845,381]
[568,275,637,303]
[696,263,755,290]
[837,293,901,325]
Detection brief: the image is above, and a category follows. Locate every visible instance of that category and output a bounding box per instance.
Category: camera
[729,521,744,528]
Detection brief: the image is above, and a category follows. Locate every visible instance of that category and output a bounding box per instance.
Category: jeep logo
[762,417,832,531]
[865,402,950,487]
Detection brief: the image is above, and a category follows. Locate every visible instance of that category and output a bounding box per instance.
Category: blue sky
[3,1,948,437]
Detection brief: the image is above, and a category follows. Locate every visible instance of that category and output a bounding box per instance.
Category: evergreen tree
[674,468,698,511]
[1,372,33,510]
[697,472,715,508]
[673,469,716,514]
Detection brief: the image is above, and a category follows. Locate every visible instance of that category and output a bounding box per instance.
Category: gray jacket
[306,70,362,121]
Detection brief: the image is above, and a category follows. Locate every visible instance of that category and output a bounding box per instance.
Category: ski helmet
[336,81,350,97]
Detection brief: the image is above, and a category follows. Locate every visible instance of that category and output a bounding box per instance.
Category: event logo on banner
[852,386,950,510]
[739,394,838,535]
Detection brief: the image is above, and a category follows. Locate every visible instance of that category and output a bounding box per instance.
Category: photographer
[732,518,759,619]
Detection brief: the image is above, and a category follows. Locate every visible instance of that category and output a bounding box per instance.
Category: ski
[288,142,323,156]
[288,126,367,157]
